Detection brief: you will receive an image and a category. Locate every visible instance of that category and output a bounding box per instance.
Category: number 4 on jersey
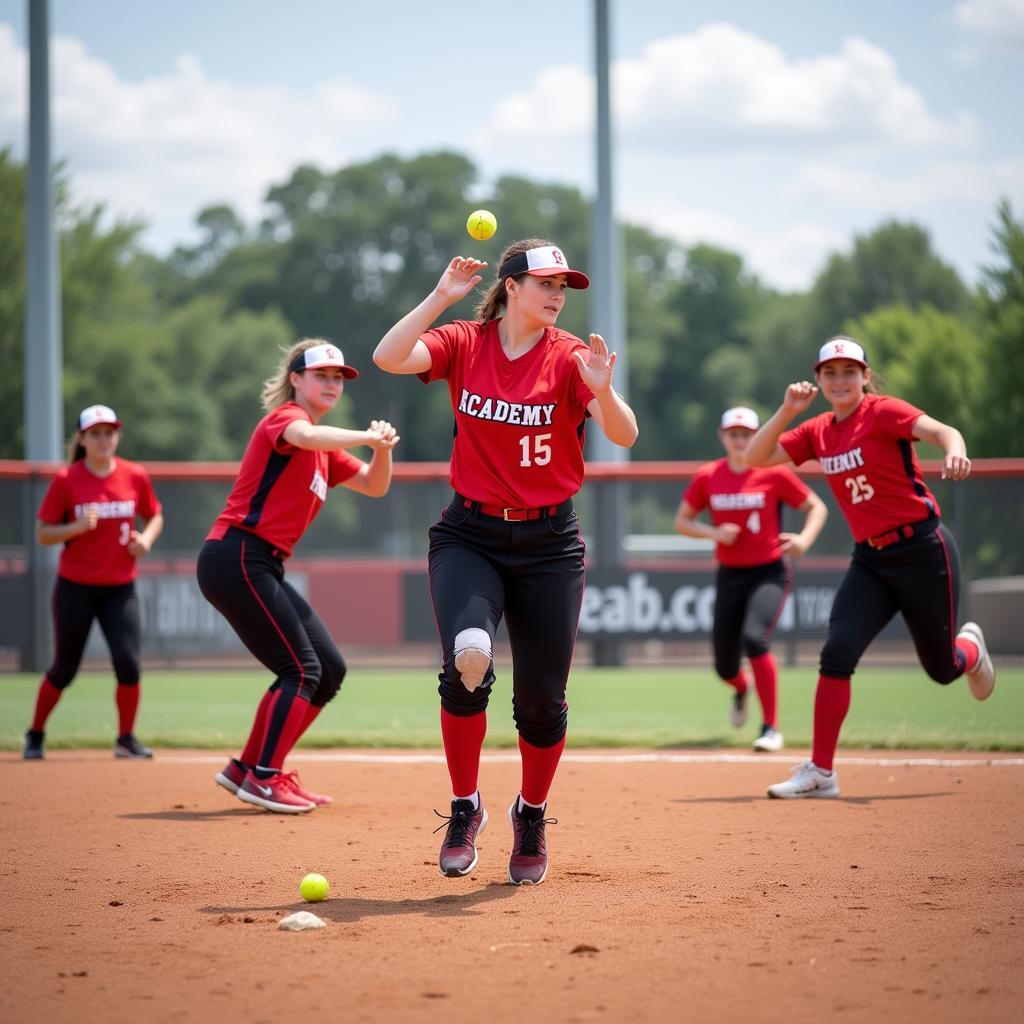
[519,433,552,467]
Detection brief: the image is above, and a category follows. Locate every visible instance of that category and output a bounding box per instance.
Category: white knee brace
[453,628,492,693]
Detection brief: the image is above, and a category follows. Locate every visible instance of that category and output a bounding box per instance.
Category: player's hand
[715,523,741,546]
[941,454,971,481]
[571,334,616,394]
[782,381,818,415]
[77,508,99,533]
[434,257,486,306]
[127,530,151,557]
[779,532,807,558]
[366,420,400,449]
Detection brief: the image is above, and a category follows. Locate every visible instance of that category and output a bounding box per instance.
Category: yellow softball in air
[466,209,497,241]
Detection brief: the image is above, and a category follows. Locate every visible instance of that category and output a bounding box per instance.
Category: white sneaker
[957,622,995,701]
[454,647,490,692]
[767,760,839,799]
[730,688,748,728]
[752,725,784,753]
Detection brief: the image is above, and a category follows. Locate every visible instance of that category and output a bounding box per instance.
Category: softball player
[674,407,827,751]
[24,405,164,760]
[198,340,399,814]
[745,337,995,798]
[374,240,638,885]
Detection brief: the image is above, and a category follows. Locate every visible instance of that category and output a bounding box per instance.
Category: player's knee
[283,656,321,704]
[714,656,741,681]
[743,637,770,659]
[924,662,960,686]
[312,652,346,708]
[819,643,857,679]
[439,675,490,715]
[513,694,567,747]
[111,655,141,685]
[45,669,75,691]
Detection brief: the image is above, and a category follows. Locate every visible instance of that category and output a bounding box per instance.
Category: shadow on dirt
[671,791,955,805]
[199,881,516,922]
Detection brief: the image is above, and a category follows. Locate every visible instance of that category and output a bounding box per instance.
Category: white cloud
[793,157,1024,207]
[485,23,979,155]
[0,25,395,246]
[620,193,847,292]
[954,0,1024,45]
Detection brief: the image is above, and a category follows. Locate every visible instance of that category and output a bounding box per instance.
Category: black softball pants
[428,496,586,748]
[712,559,791,681]
[196,528,346,707]
[46,577,141,689]
[820,521,965,683]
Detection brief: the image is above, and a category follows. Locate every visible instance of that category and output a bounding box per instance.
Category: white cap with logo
[290,343,359,379]
[79,404,121,431]
[720,406,760,431]
[815,337,868,370]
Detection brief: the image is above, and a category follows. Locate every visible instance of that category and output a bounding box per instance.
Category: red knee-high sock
[440,708,487,798]
[257,689,311,773]
[240,688,276,766]
[750,653,778,727]
[519,734,566,807]
[955,637,979,673]
[724,670,749,694]
[115,683,140,736]
[281,701,323,760]
[811,675,852,772]
[30,677,63,732]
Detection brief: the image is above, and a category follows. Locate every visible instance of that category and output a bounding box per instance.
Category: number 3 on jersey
[845,474,875,504]
[519,433,552,467]
[119,522,132,545]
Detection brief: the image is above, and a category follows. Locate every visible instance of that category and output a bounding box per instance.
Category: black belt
[861,517,939,550]
[456,494,574,522]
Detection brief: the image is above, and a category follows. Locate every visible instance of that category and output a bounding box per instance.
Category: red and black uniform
[197,403,361,771]
[31,458,161,733]
[780,394,965,684]
[683,462,809,686]
[419,319,592,793]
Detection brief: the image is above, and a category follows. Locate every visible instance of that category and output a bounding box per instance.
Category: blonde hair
[473,237,557,322]
[260,338,332,411]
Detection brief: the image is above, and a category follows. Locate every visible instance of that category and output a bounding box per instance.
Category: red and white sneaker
[214,758,247,795]
[958,622,995,701]
[282,770,332,806]
[237,770,315,814]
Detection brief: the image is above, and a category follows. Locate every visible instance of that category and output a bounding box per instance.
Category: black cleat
[23,730,45,760]
[114,733,153,759]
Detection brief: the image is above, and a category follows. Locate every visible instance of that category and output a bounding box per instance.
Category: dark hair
[66,434,86,465]
[473,237,556,322]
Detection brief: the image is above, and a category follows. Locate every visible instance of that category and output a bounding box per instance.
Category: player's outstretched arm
[374,257,487,375]
[576,334,638,448]
[283,419,397,453]
[344,421,400,497]
[745,382,817,467]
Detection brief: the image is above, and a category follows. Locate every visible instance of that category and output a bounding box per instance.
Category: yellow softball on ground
[299,872,329,902]
[466,209,497,241]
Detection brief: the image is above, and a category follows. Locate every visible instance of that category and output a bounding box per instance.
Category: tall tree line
[2,146,1022,466]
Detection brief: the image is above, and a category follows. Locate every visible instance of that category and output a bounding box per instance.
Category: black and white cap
[498,246,590,289]
[290,343,359,379]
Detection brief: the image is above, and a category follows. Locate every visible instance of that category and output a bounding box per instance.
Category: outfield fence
[1,459,1022,671]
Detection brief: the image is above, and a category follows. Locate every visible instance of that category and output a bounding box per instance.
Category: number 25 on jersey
[846,474,875,504]
[519,433,552,468]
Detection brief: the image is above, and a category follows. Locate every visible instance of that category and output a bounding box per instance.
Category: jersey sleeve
[779,420,816,466]
[876,396,926,439]
[417,320,476,384]
[134,466,162,519]
[263,405,310,454]
[327,449,363,487]
[37,471,71,524]
[681,469,709,512]
[773,466,812,507]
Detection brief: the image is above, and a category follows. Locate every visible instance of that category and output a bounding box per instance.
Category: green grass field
[2,665,1022,751]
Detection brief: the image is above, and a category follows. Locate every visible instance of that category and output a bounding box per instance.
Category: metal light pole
[25,0,63,670]
[589,0,628,666]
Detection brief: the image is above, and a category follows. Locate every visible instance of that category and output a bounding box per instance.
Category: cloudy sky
[1,0,1022,290]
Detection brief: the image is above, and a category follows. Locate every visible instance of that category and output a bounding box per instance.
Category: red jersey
[683,461,811,567]
[207,403,361,557]
[37,458,161,586]
[780,394,940,543]
[419,319,595,507]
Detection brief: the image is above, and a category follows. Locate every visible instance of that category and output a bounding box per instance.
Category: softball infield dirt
[2,749,1022,1023]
